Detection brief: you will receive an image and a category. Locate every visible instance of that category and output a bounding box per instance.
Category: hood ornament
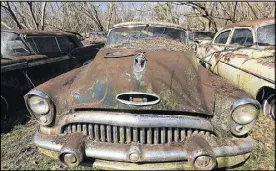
[133,52,147,81]
[133,52,147,73]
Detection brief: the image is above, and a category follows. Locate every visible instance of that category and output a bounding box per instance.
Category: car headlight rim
[230,98,261,136]
[231,99,261,124]
[25,89,55,125]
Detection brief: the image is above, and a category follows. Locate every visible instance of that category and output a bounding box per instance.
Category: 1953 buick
[25,22,261,170]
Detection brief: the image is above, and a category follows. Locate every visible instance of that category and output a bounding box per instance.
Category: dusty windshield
[192,32,214,40]
[257,24,275,46]
[1,31,31,57]
[106,25,187,46]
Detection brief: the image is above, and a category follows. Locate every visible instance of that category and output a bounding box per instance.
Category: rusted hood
[36,49,215,116]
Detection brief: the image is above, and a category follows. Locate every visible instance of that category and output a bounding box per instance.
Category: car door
[200,29,232,70]
[215,28,255,88]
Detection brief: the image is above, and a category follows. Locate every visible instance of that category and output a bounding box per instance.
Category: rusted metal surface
[26,22,260,169]
[196,18,275,119]
[224,17,274,29]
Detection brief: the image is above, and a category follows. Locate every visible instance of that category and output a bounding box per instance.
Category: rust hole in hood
[116,92,160,106]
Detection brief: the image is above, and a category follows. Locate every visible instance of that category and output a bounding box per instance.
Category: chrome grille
[62,123,215,144]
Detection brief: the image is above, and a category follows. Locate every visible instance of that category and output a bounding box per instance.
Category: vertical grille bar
[72,124,76,133]
[180,129,185,141]
[126,127,131,143]
[88,124,93,139]
[94,124,100,141]
[147,128,152,144]
[133,128,138,142]
[193,130,199,135]
[161,128,166,144]
[82,124,87,136]
[140,128,145,144]
[77,124,81,132]
[199,131,205,136]
[174,128,179,142]
[100,125,106,142]
[120,127,125,144]
[187,129,192,139]
[154,128,159,144]
[107,125,112,142]
[168,128,172,144]
[67,125,72,134]
[113,126,118,143]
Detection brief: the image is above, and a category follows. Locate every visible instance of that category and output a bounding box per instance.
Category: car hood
[35,48,216,116]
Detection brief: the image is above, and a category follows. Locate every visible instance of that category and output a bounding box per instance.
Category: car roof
[113,21,185,30]
[224,17,275,29]
[1,29,77,37]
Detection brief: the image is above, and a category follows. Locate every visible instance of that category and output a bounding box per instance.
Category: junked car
[25,22,261,170]
[188,31,215,52]
[1,29,103,122]
[196,17,275,120]
[89,31,107,45]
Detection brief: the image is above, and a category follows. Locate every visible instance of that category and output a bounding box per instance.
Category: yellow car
[196,17,275,120]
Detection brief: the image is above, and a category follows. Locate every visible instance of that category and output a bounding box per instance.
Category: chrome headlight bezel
[230,98,261,136]
[24,89,55,126]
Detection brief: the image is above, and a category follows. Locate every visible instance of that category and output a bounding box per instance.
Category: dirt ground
[1,109,275,170]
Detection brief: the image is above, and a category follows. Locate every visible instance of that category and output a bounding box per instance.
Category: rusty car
[1,29,103,123]
[188,31,215,52]
[25,21,261,170]
[195,17,275,120]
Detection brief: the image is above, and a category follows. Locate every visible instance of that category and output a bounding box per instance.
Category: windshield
[189,32,214,40]
[257,24,275,46]
[106,25,187,46]
[1,31,31,57]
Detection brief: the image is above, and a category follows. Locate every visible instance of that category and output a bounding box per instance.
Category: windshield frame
[256,23,275,47]
[105,24,188,47]
[1,31,33,57]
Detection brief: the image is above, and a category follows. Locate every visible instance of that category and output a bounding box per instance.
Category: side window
[29,36,60,54]
[56,36,77,53]
[230,28,253,46]
[214,30,231,44]
[26,37,38,53]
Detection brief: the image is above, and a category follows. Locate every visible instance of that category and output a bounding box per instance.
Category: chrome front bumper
[33,130,255,170]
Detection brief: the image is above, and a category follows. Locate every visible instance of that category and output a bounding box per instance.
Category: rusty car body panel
[196,17,275,119]
[1,29,103,121]
[25,22,261,170]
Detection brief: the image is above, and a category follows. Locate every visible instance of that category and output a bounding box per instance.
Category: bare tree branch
[40,2,47,30]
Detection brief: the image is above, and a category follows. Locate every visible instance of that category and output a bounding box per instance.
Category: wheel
[263,94,275,120]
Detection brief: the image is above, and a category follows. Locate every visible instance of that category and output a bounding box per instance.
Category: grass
[231,113,275,170]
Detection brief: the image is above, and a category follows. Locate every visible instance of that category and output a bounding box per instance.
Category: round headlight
[28,95,50,115]
[232,104,259,125]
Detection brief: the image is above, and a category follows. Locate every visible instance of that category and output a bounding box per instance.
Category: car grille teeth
[62,123,215,144]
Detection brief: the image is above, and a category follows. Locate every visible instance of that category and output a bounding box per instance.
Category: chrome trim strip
[55,111,214,133]
[115,92,160,106]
